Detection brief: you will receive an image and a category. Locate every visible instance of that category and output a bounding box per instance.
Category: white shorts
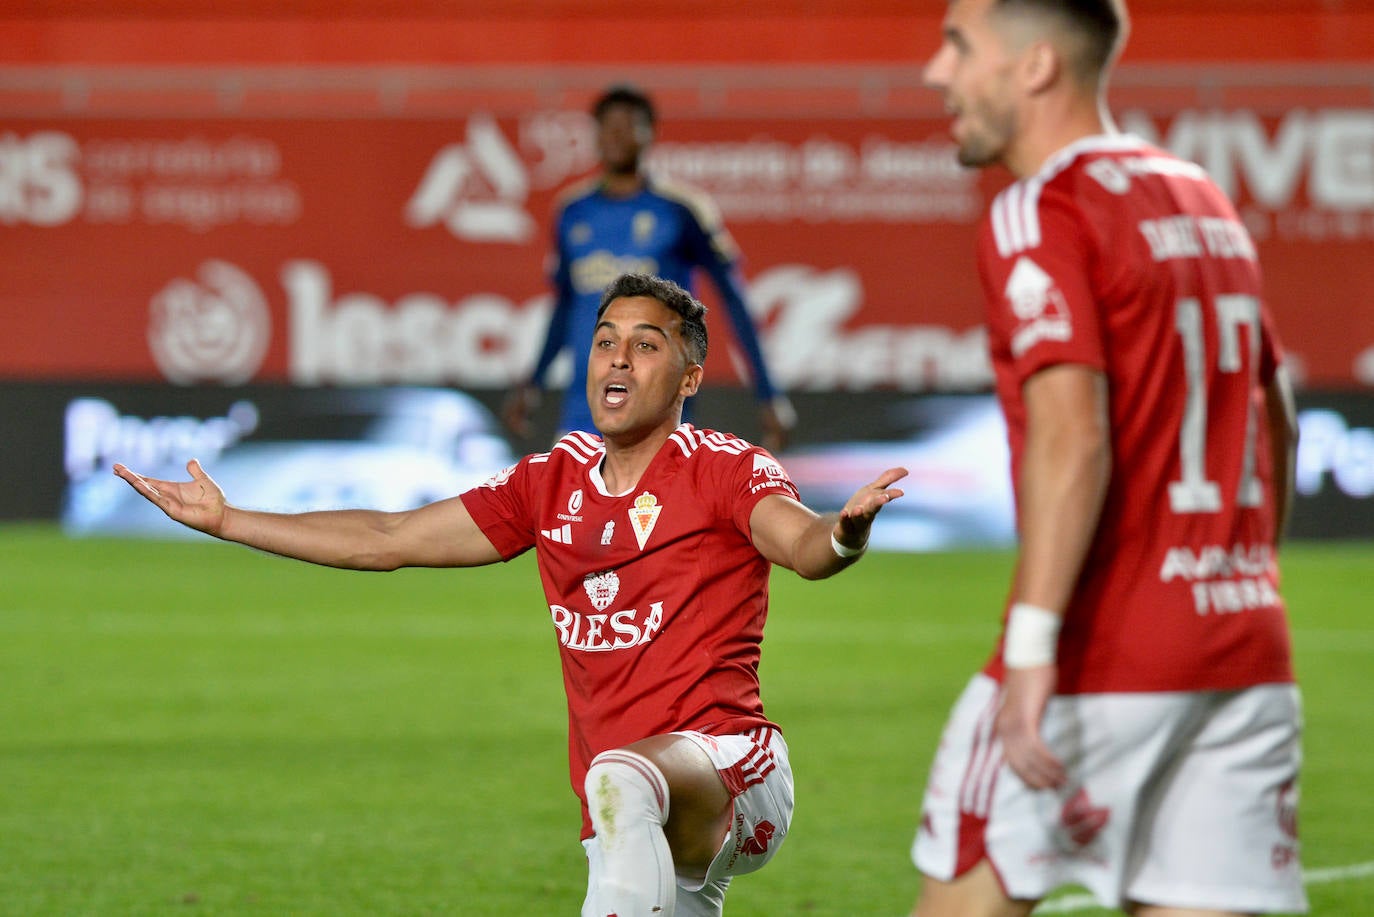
[913,674,1306,913]
[580,727,794,917]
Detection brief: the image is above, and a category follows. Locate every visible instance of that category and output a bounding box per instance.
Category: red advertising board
[3,102,1372,391]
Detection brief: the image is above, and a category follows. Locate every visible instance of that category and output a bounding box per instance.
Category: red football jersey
[978,135,1295,694]
[460,424,799,837]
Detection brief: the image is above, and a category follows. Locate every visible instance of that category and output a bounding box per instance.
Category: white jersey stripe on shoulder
[1008,183,1029,254]
[550,431,603,465]
[669,428,695,457]
[668,425,753,458]
[992,175,1049,256]
[992,133,1154,258]
[1027,173,1044,247]
[552,441,589,463]
[529,452,551,465]
[992,190,1013,257]
[566,430,603,455]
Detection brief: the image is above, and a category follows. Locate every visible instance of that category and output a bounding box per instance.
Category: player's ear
[1021,39,1062,95]
[680,362,703,398]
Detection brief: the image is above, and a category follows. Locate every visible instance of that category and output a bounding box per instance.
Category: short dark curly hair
[592,84,656,128]
[596,273,708,365]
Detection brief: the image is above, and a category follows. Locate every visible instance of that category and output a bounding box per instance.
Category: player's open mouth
[604,384,629,406]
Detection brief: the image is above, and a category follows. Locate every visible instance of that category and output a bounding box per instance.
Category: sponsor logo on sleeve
[479,463,517,490]
[749,453,793,495]
[1005,256,1072,357]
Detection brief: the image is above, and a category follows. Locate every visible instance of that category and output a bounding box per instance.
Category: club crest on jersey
[583,570,620,612]
[633,211,656,244]
[1005,256,1072,357]
[629,491,662,550]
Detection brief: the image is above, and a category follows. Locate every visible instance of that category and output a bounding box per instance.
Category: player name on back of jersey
[1138,215,1257,263]
[1159,542,1281,616]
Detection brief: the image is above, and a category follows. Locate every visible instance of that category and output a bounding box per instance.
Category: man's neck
[599,426,676,495]
[1007,94,1113,180]
[601,169,646,198]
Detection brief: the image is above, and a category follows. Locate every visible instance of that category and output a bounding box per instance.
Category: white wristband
[1002,602,1062,668]
[830,532,866,558]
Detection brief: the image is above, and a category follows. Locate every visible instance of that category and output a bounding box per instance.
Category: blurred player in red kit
[115,272,907,917]
[909,1,1305,915]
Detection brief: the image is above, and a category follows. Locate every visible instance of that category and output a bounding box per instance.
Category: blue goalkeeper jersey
[530,175,779,435]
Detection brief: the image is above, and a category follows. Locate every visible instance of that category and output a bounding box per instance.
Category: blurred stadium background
[1,1,1372,542]
[1,2,1371,914]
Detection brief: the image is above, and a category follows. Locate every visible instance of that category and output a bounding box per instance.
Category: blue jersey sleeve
[680,207,780,401]
[531,211,577,387]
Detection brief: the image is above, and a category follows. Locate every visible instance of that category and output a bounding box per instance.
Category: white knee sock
[584,750,676,916]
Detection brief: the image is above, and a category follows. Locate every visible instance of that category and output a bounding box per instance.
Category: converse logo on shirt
[558,488,584,523]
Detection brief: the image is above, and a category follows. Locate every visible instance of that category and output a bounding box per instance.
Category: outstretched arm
[113,459,503,571]
[748,467,907,580]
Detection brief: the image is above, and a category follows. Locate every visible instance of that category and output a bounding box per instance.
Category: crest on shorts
[1059,787,1111,847]
[1277,778,1299,839]
[629,491,662,550]
[582,570,619,612]
[741,820,776,856]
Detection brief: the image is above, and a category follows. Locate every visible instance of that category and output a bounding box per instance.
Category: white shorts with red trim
[675,727,795,888]
[578,727,794,917]
[912,674,1306,913]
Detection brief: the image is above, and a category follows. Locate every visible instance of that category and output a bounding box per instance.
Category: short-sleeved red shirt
[461,425,799,837]
[978,135,1294,694]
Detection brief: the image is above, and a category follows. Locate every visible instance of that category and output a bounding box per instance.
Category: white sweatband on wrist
[830,532,866,558]
[1002,602,1062,668]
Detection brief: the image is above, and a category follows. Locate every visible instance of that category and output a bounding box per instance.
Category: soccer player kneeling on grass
[115,271,906,917]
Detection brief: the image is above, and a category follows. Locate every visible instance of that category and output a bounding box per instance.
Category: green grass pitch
[1,524,1370,915]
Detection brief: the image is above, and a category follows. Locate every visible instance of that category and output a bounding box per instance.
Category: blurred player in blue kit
[503,84,795,452]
